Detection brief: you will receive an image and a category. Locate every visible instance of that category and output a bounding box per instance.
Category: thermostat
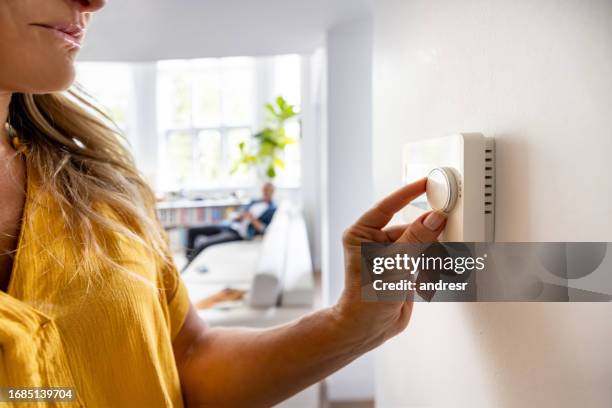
[426,167,459,213]
[402,133,495,242]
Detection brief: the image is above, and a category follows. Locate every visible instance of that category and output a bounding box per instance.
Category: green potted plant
[233,96,299,181]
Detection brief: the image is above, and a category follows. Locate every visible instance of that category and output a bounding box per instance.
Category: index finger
[356,177,427,229]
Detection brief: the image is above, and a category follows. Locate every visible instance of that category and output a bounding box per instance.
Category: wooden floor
[329,402,374,408]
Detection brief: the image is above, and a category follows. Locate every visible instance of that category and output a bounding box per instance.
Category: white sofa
[182,201,315,317]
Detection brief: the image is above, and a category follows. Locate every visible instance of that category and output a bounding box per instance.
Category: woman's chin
[21,68,76,94]
[49,74,76,92]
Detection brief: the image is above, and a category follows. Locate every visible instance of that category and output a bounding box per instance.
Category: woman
[0,0,447,407]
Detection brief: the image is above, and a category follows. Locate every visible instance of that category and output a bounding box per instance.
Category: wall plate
[402,133,495,242]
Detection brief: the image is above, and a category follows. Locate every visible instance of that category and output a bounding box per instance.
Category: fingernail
[423,211,446,231]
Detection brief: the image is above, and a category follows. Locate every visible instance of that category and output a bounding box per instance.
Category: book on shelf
[156,199,247,229]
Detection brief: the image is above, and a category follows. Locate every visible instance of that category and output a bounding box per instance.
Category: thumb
[396,211,447,243]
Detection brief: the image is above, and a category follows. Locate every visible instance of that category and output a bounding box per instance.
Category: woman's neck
[0,91,12,150]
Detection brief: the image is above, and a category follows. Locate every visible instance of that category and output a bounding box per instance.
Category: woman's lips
[32,23,84,48]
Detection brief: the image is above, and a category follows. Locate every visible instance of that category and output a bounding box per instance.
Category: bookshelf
[157,198,250,229]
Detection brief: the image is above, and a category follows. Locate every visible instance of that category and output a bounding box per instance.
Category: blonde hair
[8,88,170,277]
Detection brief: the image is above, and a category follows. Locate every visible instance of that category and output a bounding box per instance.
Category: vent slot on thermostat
[484,139,496,241]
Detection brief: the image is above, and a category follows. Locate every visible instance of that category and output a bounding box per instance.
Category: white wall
[130,63,159,185]
[322,17,375,402]
[373,0,612,407]
[300,50,326,270]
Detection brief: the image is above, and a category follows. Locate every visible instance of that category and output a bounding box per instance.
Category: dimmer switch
[426,167,459,213]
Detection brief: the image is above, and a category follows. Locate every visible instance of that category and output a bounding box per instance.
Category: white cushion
[281,212,315,307]
[247,204,292,307]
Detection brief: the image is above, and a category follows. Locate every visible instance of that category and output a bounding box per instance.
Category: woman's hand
[333,178,448,351]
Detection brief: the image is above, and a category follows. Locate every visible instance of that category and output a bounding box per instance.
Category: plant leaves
[232,95,299,179]
[274,158,285,169]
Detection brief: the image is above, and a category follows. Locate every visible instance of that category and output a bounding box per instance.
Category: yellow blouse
[0,159,191,407]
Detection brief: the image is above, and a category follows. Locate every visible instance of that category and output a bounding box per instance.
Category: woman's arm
[173,179,447,408]
[173,305,378,408]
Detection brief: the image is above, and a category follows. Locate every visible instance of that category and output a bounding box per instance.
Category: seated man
[185,183,277,264]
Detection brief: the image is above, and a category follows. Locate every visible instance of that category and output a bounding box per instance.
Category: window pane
[226,128,251,166]
[284,119,301,141]
[226,128,254,184]
[158,66,192,129]
[75,62,133,132]
[273,55,301,109]
[221,59,254,126]
[192,67,222,127]
[167,131,195,188]
[277,120,301,187]
[196,130,222,184]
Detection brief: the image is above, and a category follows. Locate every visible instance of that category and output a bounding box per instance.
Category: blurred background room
[76,1,375,407]
[74,1,612,407]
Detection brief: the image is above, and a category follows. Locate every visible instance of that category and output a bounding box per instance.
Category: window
[270,55,302,188]
[157,58,256,190]
[75,55,302,192]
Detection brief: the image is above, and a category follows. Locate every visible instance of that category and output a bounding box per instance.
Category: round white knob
[426,167,459,213]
